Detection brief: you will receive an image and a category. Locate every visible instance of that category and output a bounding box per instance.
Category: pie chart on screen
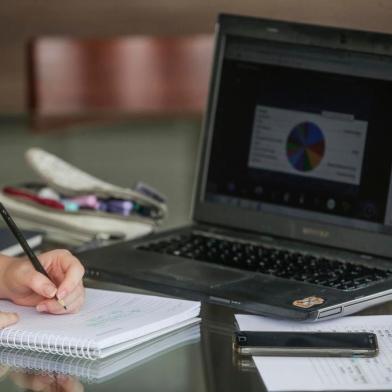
[286,122,325,172]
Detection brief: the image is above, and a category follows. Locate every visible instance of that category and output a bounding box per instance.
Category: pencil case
[0,148,168,244]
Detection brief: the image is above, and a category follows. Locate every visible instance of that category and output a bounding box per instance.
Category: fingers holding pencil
[40,249,85,300]
[36,249,86,314]
[36,283,85,314]
[0,250,85,315]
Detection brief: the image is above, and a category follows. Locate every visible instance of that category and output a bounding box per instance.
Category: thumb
[26,271,57,299]
[0,312,18,329]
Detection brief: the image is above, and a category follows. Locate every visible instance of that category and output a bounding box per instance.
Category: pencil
[0,202,67,310]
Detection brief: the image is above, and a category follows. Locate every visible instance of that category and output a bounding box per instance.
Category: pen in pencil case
[65,195,100,210]
[134,204,160,219]
[3,186,65,210]
[4,186,82,212]
[99,199,134,216]
[99,198,160,219]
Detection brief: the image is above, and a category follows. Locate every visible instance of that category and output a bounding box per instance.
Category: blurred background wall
[1,0,392,115]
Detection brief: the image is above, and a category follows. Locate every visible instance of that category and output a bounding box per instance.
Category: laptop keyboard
[137,233,392,291]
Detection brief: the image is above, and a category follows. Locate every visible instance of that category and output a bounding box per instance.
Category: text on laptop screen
[204,35,392,234]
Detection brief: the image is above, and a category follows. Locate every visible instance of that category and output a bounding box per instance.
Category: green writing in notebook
[0,288,200,360]
[87,309,142,327]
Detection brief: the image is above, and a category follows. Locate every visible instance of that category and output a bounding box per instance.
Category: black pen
[0,202,67,310]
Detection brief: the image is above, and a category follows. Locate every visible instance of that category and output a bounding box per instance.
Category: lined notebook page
[0,289,200,359]
[235,314,392,391]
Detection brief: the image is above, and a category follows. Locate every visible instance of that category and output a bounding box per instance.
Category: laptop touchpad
[150,261,249,288]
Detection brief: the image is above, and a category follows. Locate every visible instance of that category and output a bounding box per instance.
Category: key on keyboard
[137,233,392,291]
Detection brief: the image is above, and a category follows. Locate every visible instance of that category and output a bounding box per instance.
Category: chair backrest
[27,35,214,131]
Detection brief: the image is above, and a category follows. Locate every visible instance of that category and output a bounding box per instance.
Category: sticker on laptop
[292,296,325,308]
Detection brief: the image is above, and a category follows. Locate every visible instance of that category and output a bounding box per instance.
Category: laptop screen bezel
[192,13,392,259]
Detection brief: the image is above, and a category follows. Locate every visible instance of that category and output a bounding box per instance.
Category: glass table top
[0,280,390,392]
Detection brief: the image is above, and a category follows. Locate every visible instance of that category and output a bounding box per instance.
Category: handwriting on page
[235,315,392,391]
[307,326,392,388]
[86,309,142,327]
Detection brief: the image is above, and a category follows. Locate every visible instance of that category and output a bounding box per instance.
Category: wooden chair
[26,35,214,131]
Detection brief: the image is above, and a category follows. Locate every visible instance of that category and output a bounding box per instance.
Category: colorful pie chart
[287,122,325,172]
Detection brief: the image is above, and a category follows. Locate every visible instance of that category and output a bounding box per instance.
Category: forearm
[0,255,21,327]
[0,255,13,298]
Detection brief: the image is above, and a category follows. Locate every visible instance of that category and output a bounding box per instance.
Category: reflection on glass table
[0,325,203,392]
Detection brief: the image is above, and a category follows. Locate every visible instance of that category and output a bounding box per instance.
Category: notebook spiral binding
[0,329,101,360]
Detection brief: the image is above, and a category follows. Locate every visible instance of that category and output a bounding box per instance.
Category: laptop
[79,14,392,321]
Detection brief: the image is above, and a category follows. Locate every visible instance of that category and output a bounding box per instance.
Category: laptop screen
[203,34,392,235]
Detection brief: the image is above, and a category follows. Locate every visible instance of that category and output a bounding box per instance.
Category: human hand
[7,369,84,392]
[0,249,85,321]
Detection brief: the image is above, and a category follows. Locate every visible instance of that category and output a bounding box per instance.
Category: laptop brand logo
[302,227,330,238]
[292,296,325,308]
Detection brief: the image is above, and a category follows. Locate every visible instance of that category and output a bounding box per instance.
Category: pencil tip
[57,298,67,311]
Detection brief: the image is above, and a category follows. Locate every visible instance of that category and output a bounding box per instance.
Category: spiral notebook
[0,288,200,360]
[0,324,200,383]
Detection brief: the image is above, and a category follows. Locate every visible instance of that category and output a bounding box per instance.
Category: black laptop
[80,14,392,321]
